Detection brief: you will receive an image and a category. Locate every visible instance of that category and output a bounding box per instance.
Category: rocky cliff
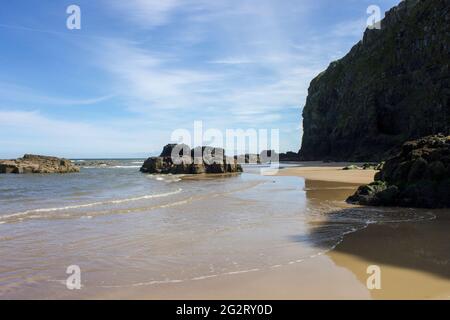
[300,0,450,161]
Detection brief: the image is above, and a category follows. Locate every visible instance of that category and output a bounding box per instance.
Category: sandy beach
[1,163,449,300]
[277,164,450,299]
[276,162,378,184]
[91,163,450,300]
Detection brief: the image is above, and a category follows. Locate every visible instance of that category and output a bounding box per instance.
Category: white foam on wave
[146,174,184,183]
[111,165,141,168]
[81,165,141,169]
[0,188,183,222]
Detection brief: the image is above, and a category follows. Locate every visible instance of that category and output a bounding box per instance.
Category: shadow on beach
[301,179,450,282]
[309,207,450,280]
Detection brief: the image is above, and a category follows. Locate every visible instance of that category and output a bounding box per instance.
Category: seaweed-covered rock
[342,163,382,170]
[140,144,243,174]
[347,135,450,208]
[0,154,79,174]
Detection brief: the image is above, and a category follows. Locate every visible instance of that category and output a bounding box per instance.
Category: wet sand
[121,163,450,300]
[329,213,450,300]
[3,163,448,300]
[281,164,450,300]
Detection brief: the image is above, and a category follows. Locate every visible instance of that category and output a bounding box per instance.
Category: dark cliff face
[300,0,450,161]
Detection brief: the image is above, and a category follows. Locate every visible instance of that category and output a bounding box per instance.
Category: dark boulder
[159,143,190,158]
[141,144,242,174]
[279,151,300,162]
[347,135,450,208]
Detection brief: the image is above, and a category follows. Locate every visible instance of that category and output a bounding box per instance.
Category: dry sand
[276,162,377,184]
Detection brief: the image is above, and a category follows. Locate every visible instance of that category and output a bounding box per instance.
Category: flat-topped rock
[0,154,80,174]
[141,144,243,174]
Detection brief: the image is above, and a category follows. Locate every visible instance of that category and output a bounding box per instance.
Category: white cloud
[0,110,166,158]
[86,33,325,131]
[97,0,322,127]
[209,58,255,65]
[0,83,114,106]
[78,0,370,151]
[107,0,184,28]
[94,39,221,112]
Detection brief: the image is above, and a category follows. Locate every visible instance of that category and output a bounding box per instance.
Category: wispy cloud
[0,83,115,106]
[0,110,167,158]
[94,39,221,112]
[92,38,319,127]
[209,58,255,65]
[1,0,399,155]
[106,0,185,28]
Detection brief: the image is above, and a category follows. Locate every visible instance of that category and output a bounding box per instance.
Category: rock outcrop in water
[140,144,243,174]
[0,154,80,174]
[347,135,450,208]
[300,0,450,161]
[234,154,261,164]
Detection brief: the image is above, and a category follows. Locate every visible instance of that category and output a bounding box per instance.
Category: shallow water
[0,161,435,298]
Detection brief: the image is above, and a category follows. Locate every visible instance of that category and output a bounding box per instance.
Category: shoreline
[100,163,449,300]
[279,164,450,300]
[2,163,448,300]
[130,164,450,300]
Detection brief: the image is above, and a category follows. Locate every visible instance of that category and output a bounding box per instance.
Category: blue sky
[0,0,399,158]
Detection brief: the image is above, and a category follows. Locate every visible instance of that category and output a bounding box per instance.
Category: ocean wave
[81,165,141,169]
[146,174,184,183]
[0,188,183,222]
[111,165,141,168]
[1,180,264,224]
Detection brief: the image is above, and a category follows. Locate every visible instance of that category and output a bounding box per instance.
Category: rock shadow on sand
[303,206,450,281]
